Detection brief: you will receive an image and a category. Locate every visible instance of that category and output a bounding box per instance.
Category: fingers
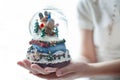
[33,72,78,80]
[29,70,40,75]
[23,59,31,68]
[33,72,58,79]
[17,60,39,74]
[56,63,74,77]
[17,59,56,75]
[17,61,24,67]
[31,64,49,75]
[17,59,31,70]
[44,67,57,73]
[17,61,28,69]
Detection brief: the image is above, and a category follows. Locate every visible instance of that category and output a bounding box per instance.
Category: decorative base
[32,60,70,68]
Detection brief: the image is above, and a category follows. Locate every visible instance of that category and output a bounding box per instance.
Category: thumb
[56,64,74,77]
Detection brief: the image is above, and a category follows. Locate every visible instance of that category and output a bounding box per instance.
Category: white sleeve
[77,0,94,30]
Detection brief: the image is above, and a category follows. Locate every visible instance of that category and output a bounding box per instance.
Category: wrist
[88,61,120,76]
[76,62,96,77]
[87,63,104,76]
[78,63,99,77]
[85,63,97,76]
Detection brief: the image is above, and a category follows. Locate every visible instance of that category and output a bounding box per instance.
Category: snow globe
[26,8,71,68]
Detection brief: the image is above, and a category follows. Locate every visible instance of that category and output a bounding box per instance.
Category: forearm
[88,59,120,76]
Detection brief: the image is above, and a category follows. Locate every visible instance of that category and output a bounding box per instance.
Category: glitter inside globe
[27,9,71,68]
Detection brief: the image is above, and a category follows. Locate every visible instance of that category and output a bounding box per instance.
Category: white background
[0,0,89,80]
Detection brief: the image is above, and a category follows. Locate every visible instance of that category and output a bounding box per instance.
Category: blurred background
[0,0,89,80]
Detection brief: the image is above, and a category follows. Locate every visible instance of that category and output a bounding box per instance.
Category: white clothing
[77,0,120,80]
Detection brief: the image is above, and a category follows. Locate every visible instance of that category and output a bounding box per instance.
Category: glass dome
[29,8,68,41]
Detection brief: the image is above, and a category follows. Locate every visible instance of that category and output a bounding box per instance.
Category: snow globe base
[32,61,70,68]
[26,41,71,68]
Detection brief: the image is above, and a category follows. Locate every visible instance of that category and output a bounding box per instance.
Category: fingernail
[45,68,57,72]
[17,62,23,66]
[56,71,62,77]
[45,69,50,72]
[31,65,37,70]
[45,69,55,72]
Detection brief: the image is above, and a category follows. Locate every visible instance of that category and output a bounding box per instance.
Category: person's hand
[32,62,92,80]
[31,70,80,80]
[17,59,57,75]
[17,60,92,80]
[55,62,90,77]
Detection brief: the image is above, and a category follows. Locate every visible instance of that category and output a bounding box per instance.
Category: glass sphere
[29,9,68,41]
